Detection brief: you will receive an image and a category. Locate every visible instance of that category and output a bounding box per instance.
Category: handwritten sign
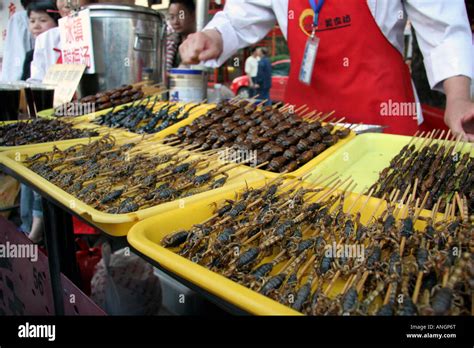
[59,9,96,73]
[42,64,86,107]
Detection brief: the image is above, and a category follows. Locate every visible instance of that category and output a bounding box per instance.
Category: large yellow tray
[0,138,266,237]
[304,133,474,193]
[128,178,437,316]
[149,109,356,179]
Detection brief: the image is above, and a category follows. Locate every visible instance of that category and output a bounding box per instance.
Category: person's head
[250,47,259,57]
[27,1,60,38]
[258,47,268,57]
[56,0,92,17]
[168,0,196,36]
[21,0,36,10]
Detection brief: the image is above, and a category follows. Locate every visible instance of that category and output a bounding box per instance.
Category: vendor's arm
[405,0,474,139]
[179,0,277,66]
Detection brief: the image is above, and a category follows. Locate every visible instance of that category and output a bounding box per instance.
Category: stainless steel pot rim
[84,3,161,16]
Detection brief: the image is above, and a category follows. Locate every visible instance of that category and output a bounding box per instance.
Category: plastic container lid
[169,69,204,75]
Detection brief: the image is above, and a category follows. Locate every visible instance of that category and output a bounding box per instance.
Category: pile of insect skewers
[22,134,265,214]
[0,119,100,146]
[369,129,473,215]
[92,96,210,134]
[164,97,354,173]
[161,173,473,316]
[54,84,145,116]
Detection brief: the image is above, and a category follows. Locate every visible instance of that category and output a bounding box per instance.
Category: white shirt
[204,0,474,93]
[245,55,259,77]
[1,10,34,81]
[29,27,61,83]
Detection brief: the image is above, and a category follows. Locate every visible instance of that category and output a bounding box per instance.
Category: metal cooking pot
[79,3,166,94]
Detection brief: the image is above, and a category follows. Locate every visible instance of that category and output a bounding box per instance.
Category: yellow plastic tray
[36,108,56,119]
[149,109,356,179]
[0,138,266,237]
[304,133,474,193]
[128,178,437,315]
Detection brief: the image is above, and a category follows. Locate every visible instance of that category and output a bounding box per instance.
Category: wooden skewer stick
[383,283,393,305]
[412,269,424,304]
[442,268,449,287]
[411,239,424,304]
[398,193,413,256]
[297,106,310,116]
[302,110,317,119]
[366,193,387,224]
[394,184,412,218]
[323,270,341,296]
[356,271,370,293]
[451,133,463,156]
[318,111,336,122]
[297,254,316,279]
[354,187,373,215]
[313,177,353,204]
[341,274,355,295]
[387,188,397,203]
[279,256,297,274]
[256,99,268,107]
[454,192,465,222]
[271,101,283,109]
[329,117,346,125]
[412,178,419,203]
[413,191,430,222]
[308,111,323,121]
[294,104,308,113]
[278,102,290,111]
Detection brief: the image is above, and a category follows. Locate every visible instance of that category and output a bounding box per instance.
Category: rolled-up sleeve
[406,0,474,92]
[203,0,277,67]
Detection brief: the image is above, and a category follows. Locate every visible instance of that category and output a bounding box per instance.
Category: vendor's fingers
[198,41,221,61]
[179,33,206,64]
[465,133,474,142]
[461,113,474,134]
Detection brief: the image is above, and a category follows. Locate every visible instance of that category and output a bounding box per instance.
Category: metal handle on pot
[133,33,156,52]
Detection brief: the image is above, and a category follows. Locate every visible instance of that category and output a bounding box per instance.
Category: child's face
[29,11,57,38]
[56,0,91,17]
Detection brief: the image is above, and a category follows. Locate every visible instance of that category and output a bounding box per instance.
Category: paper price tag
[42,64,86,107]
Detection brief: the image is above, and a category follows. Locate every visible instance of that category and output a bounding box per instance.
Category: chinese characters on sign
[43,64,86,107]
[59,9,95,73]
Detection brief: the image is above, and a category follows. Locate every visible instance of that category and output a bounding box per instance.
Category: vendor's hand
[444,97,474,142]
[179,29,223,65]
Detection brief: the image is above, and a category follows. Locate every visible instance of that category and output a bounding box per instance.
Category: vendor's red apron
[286,0,419,135]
